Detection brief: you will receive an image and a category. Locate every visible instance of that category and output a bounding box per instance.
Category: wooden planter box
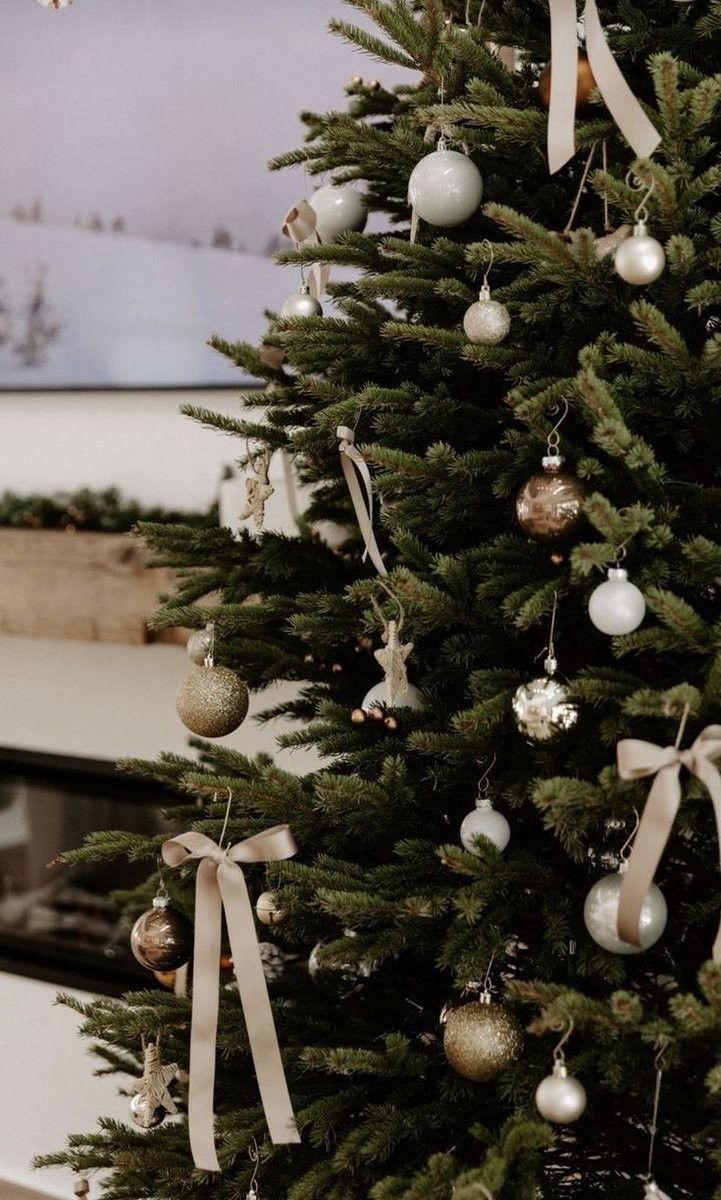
[0,529,179,645]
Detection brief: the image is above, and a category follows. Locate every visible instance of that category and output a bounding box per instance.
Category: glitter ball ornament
[255,891,289,927]
[443,993,523,1082]
[460,798,511,853]
[512,675,579,742]
[583,870,667,954]
[408,143,483,227]
[130,897,193,972]
[535,1061,587,1124]
[361,680,424,714]
[538,51,595,109]
[463,283,511,345]
[516,454,586,542]
[281,283,323,318]
[614,219,666,285]
[177,664,249,738]
[588,567,646,635]
[309,184,367,242]
[186,623,214,665]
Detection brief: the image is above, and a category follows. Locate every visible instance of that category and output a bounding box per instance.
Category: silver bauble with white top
[309,184,367,242]
[463,283,511,345]
[583,871,667,955]
[588,567,646,635]
[614,220,666,285]
[281,285,323,319]
[460,802,511,853]
[408,146,483,227]
[535,1062,587,1124]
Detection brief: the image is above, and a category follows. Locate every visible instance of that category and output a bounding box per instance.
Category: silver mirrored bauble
[281,286,323,318]
[512,676,579,742]
[361,680,424,713]
[130,897,193,971]
[408,148,483,227]
[309,184,367,242]
[588,567,646,635]
[177,664,249,738]
[535,1063,587,1123]
[186,625,213,665]
[583,871,667,954]
[130,1091,166,1129]
[614,221,666,285]
[460,803,511,853]
[463,285,511,345]
[443,995,523,1081]
[309,938,372,992]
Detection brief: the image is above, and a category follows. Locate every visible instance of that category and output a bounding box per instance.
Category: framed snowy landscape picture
[0,0,364,390]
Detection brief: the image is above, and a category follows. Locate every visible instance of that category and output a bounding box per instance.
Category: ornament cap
[152,895,170,908]
[542,454,565,472]
[552,1060,569,1080]
[634,219,648,238]
[479,282,491,302]
[607,567,629,582]
[543,654,558,676]
[478,989,493,1006]
[298,281,310,296]
[475,794,493,811]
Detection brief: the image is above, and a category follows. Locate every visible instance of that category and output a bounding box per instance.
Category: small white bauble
[281,285,323,318]
[186,624,214,665]
[588,567,646,635]
[583,871,667,954]
[512,675,579,742]
[309,184,367,242]
[535,1063,587,1124]
[361,680,424,713]
[408,146,483,227]
[614,220,666,285]
[463,284,511,345]
[460,803,511,853]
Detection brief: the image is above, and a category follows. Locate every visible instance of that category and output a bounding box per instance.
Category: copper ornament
[516,456,586,542]
[538,51,596,110]
[443,994,523,1082]
[130,898,193,972]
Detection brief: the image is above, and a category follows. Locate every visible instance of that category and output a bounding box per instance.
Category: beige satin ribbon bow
[337,425,388,577]
[162,825,301,1171]
[282,199,330,300]
[547,0,661,173]
[617,726,721,960]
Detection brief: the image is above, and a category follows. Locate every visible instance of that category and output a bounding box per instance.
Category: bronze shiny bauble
[384,715,400,732]
[130,899,193,971]
[255,890,289,927]
[443,995,523,1082]
[130,1091,167,1130]
[538,51,596,109]
[153,969,177,990]
[177,665,249,738]
[367,704,386,722]
[351,707,367,725]
[516,456,586,542]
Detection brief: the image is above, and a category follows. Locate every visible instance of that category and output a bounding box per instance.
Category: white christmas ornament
[362,679,424,714]
[614,219,666,285]
[309,184,367,242]
[583,870,667,955]
[460,799,511,853]
[463,283,511,345]
[281,283,323,319]
[408,143,483,227]
[535,1061,587,1124]
[588,567,646,635]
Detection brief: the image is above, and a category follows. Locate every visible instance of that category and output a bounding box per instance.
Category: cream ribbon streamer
[337,425,388,577]
[162,825,301,1171]
[616,726,721,961]
[547,0,661,174]
[282,199,330,300]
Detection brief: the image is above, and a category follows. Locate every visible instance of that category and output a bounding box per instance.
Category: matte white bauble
[361,680,424,713]
[281,286,323,318]
[535,1063,587,1124]
[309,184,367,242]
[588,567,646,635]
[583,871,667,954]
[408,147,483,227]
[614,221,666,285]
[460,803,511,853]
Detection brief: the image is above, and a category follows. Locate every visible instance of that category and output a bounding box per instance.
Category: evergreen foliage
[39,2,721,1197]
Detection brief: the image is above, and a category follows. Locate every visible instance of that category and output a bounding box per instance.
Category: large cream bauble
[614,221,666,285]
[583,871,667,954]
[588,567,646,635]
[535,1063,587,1124]
[309,184,367,242]
[408,148,483,227]
[281,286,323,318]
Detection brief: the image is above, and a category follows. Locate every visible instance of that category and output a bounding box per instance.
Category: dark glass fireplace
[0,747,171,995]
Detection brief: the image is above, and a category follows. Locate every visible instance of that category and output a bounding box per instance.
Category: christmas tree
[39,3,721,1197]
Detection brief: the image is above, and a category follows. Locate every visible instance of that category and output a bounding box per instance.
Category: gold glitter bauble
[443,997,523,1081]
[177,665,249,738]
[255,891,289,927]
[538,51,595,110]
[130,900,193,971]
[516,456,586,542]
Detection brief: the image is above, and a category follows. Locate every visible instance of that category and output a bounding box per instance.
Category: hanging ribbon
[281,199,330,300]
[547,0,661,174]
[162,825,300,1171]
[337,425,388,577]
[616,726,721,961]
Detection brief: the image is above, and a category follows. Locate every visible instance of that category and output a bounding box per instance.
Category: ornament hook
[626,172,656,226]
[247,1137,261,1200]
[551,1015,574,1067]
[674,701,691,750]
[546,398,569,457]
[217,787,234,851]
[481,239,495,291]
[476,754,497,801]
[619,808,641,863]
[203,620,216,669]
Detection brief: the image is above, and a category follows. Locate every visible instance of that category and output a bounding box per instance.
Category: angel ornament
[238,446,274,532]
[129,1035,179,1130]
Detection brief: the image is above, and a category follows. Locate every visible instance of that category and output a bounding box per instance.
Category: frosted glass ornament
[614,220,666,285]
[588,567,646,635]
[309,184,367,242]
[460,801,511,853]
[408,146,483,227]
[583,871,667,954]
[281,284,323,318]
